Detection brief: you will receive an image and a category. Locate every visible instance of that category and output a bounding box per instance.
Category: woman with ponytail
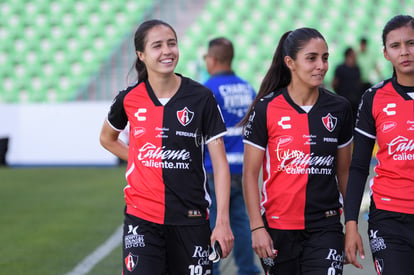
[241,28,353,274]
[99,19,233,274]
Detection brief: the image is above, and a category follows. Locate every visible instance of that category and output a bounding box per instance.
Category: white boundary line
[65,224,123,275]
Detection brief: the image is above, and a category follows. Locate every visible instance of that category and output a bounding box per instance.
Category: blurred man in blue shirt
[203,37,260,275]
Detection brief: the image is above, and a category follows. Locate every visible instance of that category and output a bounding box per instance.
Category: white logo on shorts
[125,225,145,249]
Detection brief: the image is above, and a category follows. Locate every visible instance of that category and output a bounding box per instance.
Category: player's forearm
[104,140,129,161]
[100,121,129,161]
[243,170,263,229]
[214,170,231,224]
[242,144,265,229]
[336,144,352,201]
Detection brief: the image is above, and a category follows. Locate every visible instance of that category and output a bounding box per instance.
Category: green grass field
[0,166,127,275]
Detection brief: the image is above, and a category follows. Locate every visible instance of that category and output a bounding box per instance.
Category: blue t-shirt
[204,71,256,174]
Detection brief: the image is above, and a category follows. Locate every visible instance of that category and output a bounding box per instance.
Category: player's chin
[307,80,323,88]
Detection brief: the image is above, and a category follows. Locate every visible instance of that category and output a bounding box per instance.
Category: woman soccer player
[345,14,414,275]
[99,19,233,275]
[240,27,353,274]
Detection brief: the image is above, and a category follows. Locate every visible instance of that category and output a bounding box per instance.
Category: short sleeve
[107,90,129,131]
[202,91,227,144]
[338,99,354,147]
[355,89,376,139]
[243,101,268,151]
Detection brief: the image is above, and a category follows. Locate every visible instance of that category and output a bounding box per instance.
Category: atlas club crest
[177,107,194,126]
[322,113,337,132]
[124,252,139,272]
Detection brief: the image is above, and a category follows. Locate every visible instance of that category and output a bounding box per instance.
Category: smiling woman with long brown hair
[99,19,233,275]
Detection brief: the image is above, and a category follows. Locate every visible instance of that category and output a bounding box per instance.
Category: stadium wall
[0,102,120,166]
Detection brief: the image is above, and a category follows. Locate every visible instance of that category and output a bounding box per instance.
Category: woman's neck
[148,73,181,98]
[287,83,319,106]
[396,73,414,87]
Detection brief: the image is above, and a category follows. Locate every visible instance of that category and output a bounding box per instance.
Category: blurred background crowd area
[0,0,412,104]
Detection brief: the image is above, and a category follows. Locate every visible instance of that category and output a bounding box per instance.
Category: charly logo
[177,107,194,126]
[383,103,396,116]
[134,108,147,121]
[124,252,139,272]
[322,113,337,132]
[277,116,291,129]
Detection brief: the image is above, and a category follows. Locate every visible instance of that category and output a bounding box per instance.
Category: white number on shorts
[188,264,203,275]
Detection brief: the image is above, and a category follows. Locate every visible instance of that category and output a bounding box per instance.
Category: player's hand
[345,221,365,269]
[251,227,276,259]
[211,222,234,259]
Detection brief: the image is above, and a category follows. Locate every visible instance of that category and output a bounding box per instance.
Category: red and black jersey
[243,87,353,230]
[107,75,227,225]
[355,78,414,214]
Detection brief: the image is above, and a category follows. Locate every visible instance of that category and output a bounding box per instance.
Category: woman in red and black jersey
[345,15,414,274]
[240,28,353,274]
[99,20,233,275]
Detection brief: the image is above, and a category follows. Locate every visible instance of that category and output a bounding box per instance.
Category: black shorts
[368,202,414,275]
[122,212,212,275]
[263,219,344,275]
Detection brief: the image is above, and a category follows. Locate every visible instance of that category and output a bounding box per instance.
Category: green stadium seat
[232,0,250,20]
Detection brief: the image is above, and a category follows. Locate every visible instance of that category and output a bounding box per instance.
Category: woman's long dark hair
[382,15,414,78]
[131,19,177,82]
[239,28,326,125]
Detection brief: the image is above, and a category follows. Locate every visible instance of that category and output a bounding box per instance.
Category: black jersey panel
[160,77,226,224]
[305,89,353,227]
